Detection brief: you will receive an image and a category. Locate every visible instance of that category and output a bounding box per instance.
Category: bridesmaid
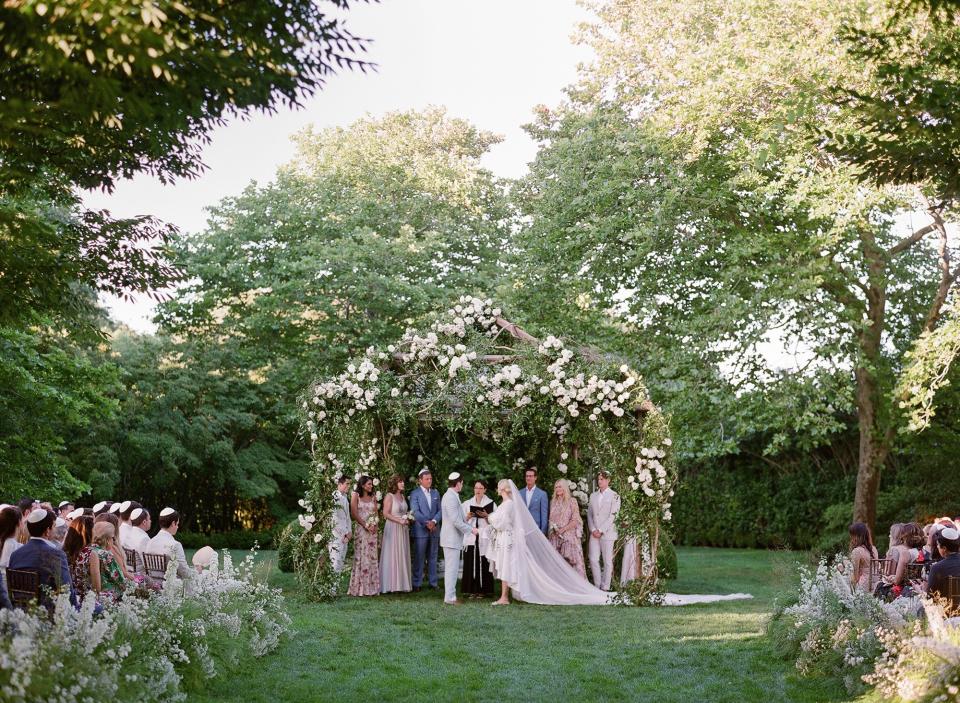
[348,475,381,597]
[380,474,412,593]
[548,479,587,579]
[461,480,495,598]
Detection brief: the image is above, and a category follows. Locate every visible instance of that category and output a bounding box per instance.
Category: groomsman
[587,471,620,591]
[518,467,549,535]
[329,475,352,573]
[409,468,442,591]
[439,473,478,605]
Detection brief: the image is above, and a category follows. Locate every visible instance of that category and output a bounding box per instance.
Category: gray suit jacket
[439,489,474,549]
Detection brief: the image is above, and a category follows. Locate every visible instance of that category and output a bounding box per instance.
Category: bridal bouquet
[488,526,512,550]
[405,511,415,523]
[549,522,559,534]
[365,515,377,529]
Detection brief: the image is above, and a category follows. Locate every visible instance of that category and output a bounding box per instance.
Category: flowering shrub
[866,600,960,702]
[294,296,676,602]
[771,555,923,694]
[0,549,290,703]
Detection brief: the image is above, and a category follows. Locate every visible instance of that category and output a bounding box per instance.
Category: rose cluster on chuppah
[289,296,677,603]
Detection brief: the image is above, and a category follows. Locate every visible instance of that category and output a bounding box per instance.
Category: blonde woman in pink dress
[348,475,380,597]
[548,479,587,579]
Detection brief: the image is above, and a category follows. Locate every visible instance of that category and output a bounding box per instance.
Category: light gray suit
[440,488,475,602]
[329,491,352,573]
[587,488,620,590]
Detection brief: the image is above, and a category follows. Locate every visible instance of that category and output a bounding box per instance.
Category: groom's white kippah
[27,509,48,524]
[448,472,461,481]
[160,507,176,517]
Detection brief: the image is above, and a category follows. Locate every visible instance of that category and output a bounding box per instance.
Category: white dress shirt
[146,529,192,579]
[421,486,433,511]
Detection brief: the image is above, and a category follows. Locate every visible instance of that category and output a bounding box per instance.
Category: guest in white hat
[57,501,74,519]
[92,501,111,517]
[439,472,478,604]
[118,501,141,545]
[927,526,960,599]
[8,508,77,608]
[122,508,152,577]
[145,508,195,580]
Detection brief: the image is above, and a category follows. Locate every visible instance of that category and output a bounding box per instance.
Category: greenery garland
[292,296,676,603]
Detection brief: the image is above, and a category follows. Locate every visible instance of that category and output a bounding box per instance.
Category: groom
[440,472,478,605]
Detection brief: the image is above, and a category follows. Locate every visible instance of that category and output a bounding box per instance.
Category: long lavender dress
[348,498,381,597]
[380,493,412,593]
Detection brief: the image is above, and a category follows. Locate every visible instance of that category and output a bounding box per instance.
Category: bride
[485,478,611,606]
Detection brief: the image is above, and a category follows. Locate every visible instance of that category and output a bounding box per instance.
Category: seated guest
[92,501,112,517]
[548,479,587,579]
[146,508,195,579]
[57,501,74,519]
[94,512,133,580]
[121,508,152,576]
[51,517,68,545]
[887,522,924,587]
[16,498,37,543]
[0,571,9,610]
[89,522,129,601]
[926,527,960,599]
[8,508,76,608]
[118,500,142,544]
[63,516,95,599]
[849,521,878,592]
[0,506,23,592]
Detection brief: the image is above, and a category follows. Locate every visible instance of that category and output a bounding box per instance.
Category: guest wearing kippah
[926,527,960,599]
[146,508,194,580]
[8,508,76,608]
[122,508,152,577]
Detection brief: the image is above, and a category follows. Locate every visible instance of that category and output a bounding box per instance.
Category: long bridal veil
[502,479,612,606]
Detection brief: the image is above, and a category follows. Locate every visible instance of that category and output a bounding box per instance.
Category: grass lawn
[186,547,856,703]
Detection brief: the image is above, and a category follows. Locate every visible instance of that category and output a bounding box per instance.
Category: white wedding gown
[484,480,612,605]
[484,480,754,607]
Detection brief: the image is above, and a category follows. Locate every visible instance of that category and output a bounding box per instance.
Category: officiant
[461,479,495,598]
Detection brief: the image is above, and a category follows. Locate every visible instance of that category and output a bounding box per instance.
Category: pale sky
[87,0,594,332]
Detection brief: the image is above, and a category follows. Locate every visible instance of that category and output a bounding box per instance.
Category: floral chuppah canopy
[292,296,676,603]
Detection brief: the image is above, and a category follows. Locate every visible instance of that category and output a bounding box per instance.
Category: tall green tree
[515,0,959,526]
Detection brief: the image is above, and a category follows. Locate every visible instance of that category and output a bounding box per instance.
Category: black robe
[462,498,495,595]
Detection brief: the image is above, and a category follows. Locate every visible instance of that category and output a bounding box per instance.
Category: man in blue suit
[518,467,549,535]
[409,468,442,591]
[8,508,76,609]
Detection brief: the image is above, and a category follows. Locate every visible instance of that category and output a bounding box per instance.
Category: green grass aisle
[189,548,854,703]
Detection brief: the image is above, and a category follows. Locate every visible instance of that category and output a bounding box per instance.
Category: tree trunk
[852,367,889,530]
[852,233,891,531]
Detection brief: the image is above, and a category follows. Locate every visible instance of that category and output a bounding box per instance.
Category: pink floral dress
[348,498,380,596]
[548,498,587,579]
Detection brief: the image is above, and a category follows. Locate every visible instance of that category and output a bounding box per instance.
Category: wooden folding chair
[904,562,925,582]
[123,547,138,573]
[869,558,894,591]
[946,575,960,613]
[5,568,41,609]
[142,552,168,583]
